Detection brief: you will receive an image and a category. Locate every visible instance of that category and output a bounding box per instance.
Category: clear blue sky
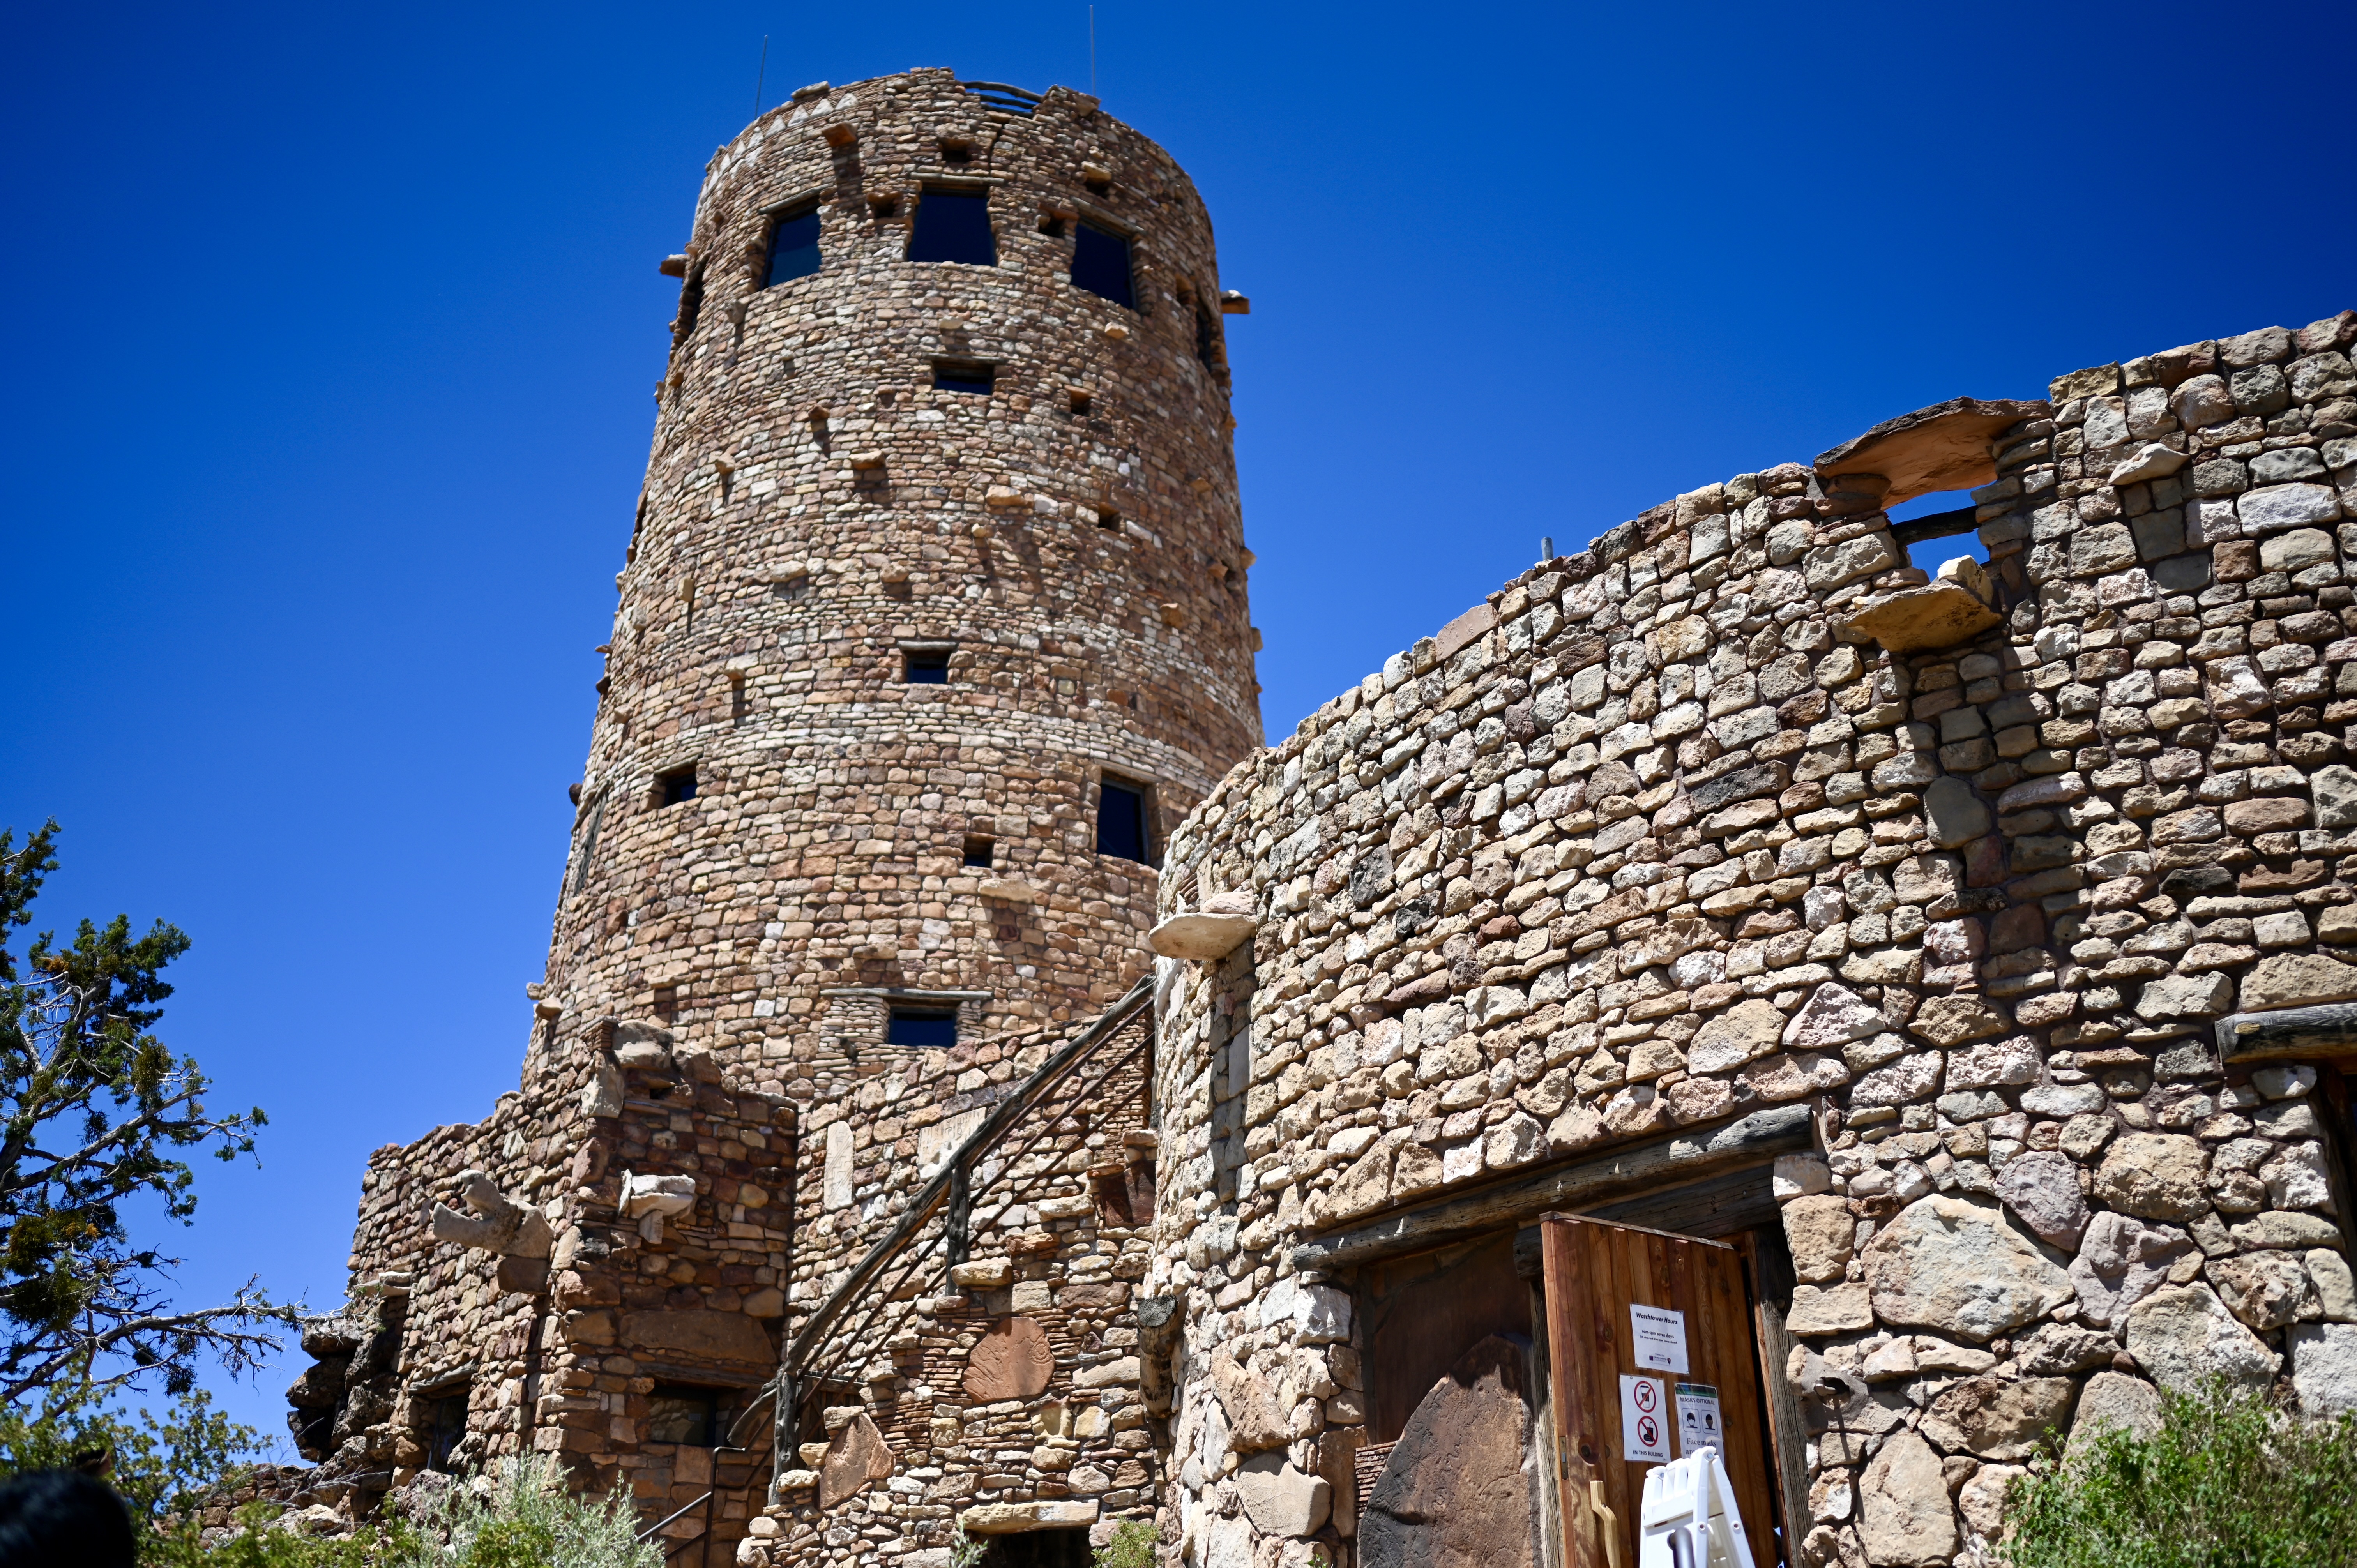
[4,0,2349,1444]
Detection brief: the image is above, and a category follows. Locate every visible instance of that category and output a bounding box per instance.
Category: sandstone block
[965,1314,1055,1402]
[1784,982,1887,1052]
[2123,1284,2277,1393]
[1857,1432,1957,1567]
[2290,1323,2357,1418]
[1994,1150,2089,1249]
[2093,1133,2209,1221]
[961,1501,1101,1534]
[2070,1212,2194,1327]
[2206,1251,2317,1330]
[1862,1196,2071,1342]
[1920,1375,2076,1460]
[2242,952,2357,1010]
[1783,1194,1857,1283]
[1787,1282,1874,1336]
[2066,1372,2162,1456]
[1688,999,1788,1074]
[1232,1453,1332,1538]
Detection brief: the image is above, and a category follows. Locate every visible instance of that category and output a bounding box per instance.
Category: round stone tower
[542,68,1262,1086]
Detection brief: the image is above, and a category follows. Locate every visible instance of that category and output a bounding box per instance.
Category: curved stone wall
[1149,312,2357,1568]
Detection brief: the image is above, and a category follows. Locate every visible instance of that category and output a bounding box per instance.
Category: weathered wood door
[1540,1213,1780,1568]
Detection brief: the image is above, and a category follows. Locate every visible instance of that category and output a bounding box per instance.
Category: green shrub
[1093,1519,1156,1568]
[2003,1378,2357,1568]
[0,1384,271,1538]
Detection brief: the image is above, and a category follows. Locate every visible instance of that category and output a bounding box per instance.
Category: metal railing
[727,975,1157,1494]
[960,81,1044,115]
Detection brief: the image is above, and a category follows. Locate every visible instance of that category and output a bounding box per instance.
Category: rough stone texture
[1358,1337,1535,1568]
[2093,1134,2209,1221]
[2289,1323,2357,1418]
[2066,1372,2161,1452]
[1995,1150,2090,1249]
[2123,1284,2279,1393]
[1783,1194,1859,1282]
[1919,1375,2076,1461]
[1862,1197,2073,1342]
[964,1314,1056,1401]
[818,1412,896,1508]
[1857,1432,1958,1567]
[1231,1453,1332,1538]
[2069,1213,2194,1328]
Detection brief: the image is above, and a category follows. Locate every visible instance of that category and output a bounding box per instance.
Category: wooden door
[1540,1212,1780,1568]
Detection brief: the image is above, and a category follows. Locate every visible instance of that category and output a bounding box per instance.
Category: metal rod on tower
[753,36,769,117]
[1090,6,1098,95]
[1540,536,1554,562]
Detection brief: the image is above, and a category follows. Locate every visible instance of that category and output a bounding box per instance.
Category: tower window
[1097,776,1153,865]
[908,187,997,267]
[765,204,821,287]
[1068,388,1092,416]
[1071,222,1135,309]
[419,1387,470,1475]
[933,360,995,394]
[648,1384,727,1447]
[658,765,698,805]
[1094,507,1121,531]
[904,646,952,684]
[963,835,995,867]
[887,1008,958,1048]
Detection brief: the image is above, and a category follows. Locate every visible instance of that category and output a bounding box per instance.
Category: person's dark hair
[0,1469,136,1568]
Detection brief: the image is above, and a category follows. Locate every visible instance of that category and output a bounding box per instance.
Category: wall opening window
[653,985,680,1023]
[1094,507,1121,532]
[975,1529,1092,1568]
[904,646,952,684]
[963,835,995,867]
[648,1383,728,1447]
[1194,297,1220,369]
[887,1008,958,1048]
[765,203,821,286]
[1068,389,1092,416]
[908,187,997,266]
[658,765,698,806]
[932,360,995,394]
[674,262,705,341]
[1071,222,1135,309]
[1096,776,1153,865]
[420,1387,470,1474]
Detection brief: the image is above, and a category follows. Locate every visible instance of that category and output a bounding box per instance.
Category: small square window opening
[1068,389,1092,416]
[887,1008,958,1048]
[765,205,821,286]
[1071,222,1135,309]
[1094,507,1121,532]
[659,766,698,806]
[963,835,995,868]
[976,1526,1094,1567]
[908,187,998,267]
[932,360,995,395]
[1097,777,1152,864]
[648,1384,726,1447]
[904,648,952,683]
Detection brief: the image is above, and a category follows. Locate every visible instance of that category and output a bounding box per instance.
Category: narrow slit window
[1096,777,1152,864]
[904,647,952,684]
[963,835,995,867]
[765,204,821,286]
[887,1008,958,1048]
[1071,222,1135,309]
[659,765,697,805]
[933,360,995,394]
[907,187,997,266]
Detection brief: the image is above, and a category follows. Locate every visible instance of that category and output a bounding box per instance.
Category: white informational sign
[1675,1383,1723,1457]
[1630,1304,1691,1373]
[1620,1373,1671,1462]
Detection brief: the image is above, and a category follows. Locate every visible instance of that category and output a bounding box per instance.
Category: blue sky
[4,0,2350,1444]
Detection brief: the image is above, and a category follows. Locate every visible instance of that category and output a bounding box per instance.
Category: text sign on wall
[1675,1383,1724,1457]
[1620,1373,1670,1462]
[1629,1303,1690,1373]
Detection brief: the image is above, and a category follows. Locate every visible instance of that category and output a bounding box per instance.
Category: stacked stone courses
[1148,313,2357,1568]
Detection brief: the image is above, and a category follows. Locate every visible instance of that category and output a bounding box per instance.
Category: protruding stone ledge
[959,1499,1101,1534]
[1148,890,1258,960]
[1837,556,2002,653]
[1814,395,2050,505]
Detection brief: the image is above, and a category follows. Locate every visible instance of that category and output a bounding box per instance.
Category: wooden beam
[2216,1003,2357,1061]
[1290,1105,1814,1274]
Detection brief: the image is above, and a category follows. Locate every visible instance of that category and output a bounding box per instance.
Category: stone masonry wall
[1148,313,2357,1568]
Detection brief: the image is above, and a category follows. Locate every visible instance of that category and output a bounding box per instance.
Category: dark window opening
[939,138,975,165]
[1194,298,1220,368]
[1094,507,1120,531]
[933,360,995,395]
[977,1528,1093,1568]
[420,1389,470,1475]
[1037,213,1067,238]
[659,766,698,806]
[908,188,997,267]
[675,263,705,341]
[1096,777,1152,865]
[887,1008,958,1048]
[904,647,952,684]
[653,985,680,1023]
[1071,222,1135,309]
[963,835,995,868]
[648,1384,728,1447]
[1069,389,1092,416]
[765,205,821,287]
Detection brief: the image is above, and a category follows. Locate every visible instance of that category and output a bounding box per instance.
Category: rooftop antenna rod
[1089,5,1097,95]
[753,35,769,118]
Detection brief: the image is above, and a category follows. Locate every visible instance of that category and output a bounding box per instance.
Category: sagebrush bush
[2003,1379,2357,1568]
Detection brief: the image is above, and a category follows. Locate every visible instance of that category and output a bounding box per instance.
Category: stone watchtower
[280,70,1261,1538]
[556,68,1262,1073]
